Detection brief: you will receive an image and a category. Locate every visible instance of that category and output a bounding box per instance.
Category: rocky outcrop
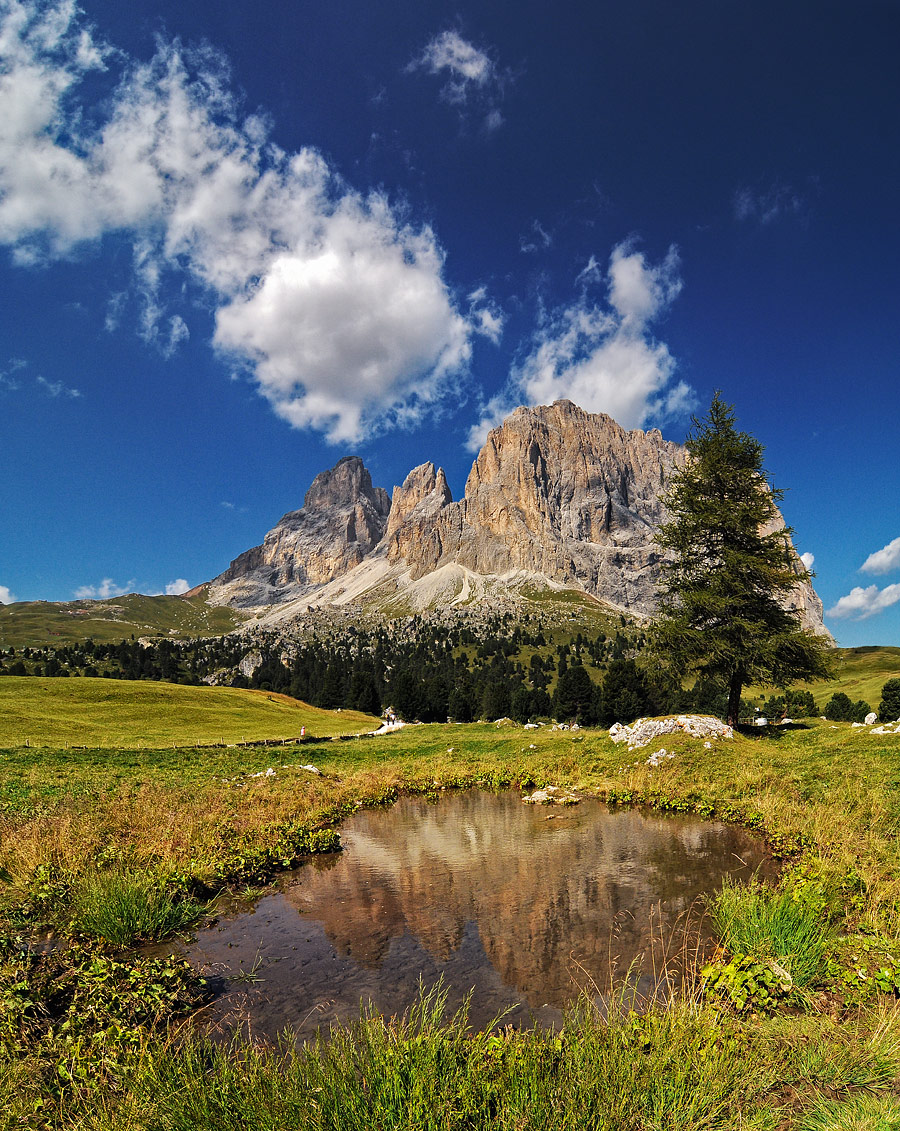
[215,456,391,606]
[210,401,828,635]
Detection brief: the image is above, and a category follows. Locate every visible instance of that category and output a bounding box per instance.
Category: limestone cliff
[386,401,684,615]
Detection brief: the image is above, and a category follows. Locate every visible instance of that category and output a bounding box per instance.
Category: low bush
[823,692,872,723]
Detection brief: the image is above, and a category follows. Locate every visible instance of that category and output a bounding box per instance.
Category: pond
[174,791,774,1041]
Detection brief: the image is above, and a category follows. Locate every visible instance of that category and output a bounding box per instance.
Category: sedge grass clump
[70,866,203,947]
[704,878,831,1007]
[794,1093,900,1130]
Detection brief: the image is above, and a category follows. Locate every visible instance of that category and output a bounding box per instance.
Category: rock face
[211,400,828,634]
[215,456,391,605]
[386,401,684,613]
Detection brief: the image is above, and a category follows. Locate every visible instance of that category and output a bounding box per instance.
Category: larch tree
[652,393,833,726]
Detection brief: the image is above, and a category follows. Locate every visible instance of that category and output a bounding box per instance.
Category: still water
[177,791,773,1041]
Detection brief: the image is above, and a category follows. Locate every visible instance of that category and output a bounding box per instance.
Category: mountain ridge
[209,400,828,637]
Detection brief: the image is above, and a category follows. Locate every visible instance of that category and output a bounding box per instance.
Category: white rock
[299,764,321,774]
[239,650,263,679]
[608,715,733,750]
[865,712,878,725]
[522,785,579,806]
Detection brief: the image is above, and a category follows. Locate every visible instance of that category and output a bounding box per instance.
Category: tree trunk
[726,672,744,727]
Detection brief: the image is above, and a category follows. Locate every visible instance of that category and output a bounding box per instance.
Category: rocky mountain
[215,456,391,607]
[209,400,827,634]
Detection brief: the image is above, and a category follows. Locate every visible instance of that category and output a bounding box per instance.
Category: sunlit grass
[708,878,832,988]
[0,676,379,747]
[5,707,900,1125]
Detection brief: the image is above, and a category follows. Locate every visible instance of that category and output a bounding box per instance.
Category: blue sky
[1,0,898,646]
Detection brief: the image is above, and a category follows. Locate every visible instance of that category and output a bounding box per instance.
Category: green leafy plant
[701,953,793,1012]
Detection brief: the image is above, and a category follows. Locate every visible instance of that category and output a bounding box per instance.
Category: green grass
[6,706,900,1126]
[795,1094,900,1130]
[70,866,203,946]
[707,878,832,987]
[0,590,244,648]
[0,676,379,747]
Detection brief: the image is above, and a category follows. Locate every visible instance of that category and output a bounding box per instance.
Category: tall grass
[707,878,831,988]
[70,867,203,946]
[82,985,779,1131]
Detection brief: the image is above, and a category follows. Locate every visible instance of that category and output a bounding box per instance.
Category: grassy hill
[746,645,900,713]
[0,677,380,748]
[0,591,244,648]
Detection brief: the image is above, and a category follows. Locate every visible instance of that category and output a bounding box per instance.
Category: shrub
[824,693,871,722]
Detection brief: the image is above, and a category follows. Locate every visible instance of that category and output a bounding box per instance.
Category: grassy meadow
[0,676,379,747]
[5,679,900,1126]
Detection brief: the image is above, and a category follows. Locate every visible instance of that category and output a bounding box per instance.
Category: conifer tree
[652,394,833,725]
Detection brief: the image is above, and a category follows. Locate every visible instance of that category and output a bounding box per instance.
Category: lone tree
[652,394,833,726]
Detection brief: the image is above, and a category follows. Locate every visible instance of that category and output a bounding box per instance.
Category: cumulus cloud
[827,584,900,621]
[0,1,474,443]
[408,30,508,131]
[74,577,134,599]
[165,578,190,595]
[800,552,815,571]
[467,241,693,450]
[861,536,900,576]
[0,585,16,604]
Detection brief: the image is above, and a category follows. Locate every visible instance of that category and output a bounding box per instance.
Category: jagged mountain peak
[303,455,390,516]
[209,403,827,636]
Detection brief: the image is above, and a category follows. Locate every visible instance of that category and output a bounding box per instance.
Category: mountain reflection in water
[178,791,773,1041]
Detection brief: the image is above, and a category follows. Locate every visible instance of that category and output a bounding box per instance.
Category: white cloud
[0,357,26,391]
[0,1,475,443]
[74,577,134,599]
[467,286,504,344]
[520,219,552,254]
[408,30,508,132]
[412,30,493,93]
[36,374,80,397]
[0,585,16,604]
[165,578,190,595]
[827,584,900,621]
[467,241,693,450]
[861,536,900,576]
[800,552,815,570]
[733,182,805,226]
